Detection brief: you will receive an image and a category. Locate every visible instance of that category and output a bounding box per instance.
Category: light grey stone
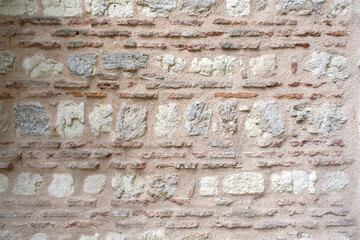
[291,103,346,136]
[112,174,146,199]
[79,234,99,240]
[189,56,240,77]
[105,232,125,240]
[23,54,63,78]
[13,103,50,136]
[103,53,149,71]
[182,233,210,240]
[304,52,331,78]
[148,174,178,199]
[200,176,218,196]
[249,54,277,78]
[117,104,147,141]
[0,0,38,16]
[0,51,15,74]
[185,102,212,138]
[155,104,180,137]
[157,55,186,73]
[331,0,351,16]
[67,54,96,78]
[327,56,351,80]
[226,0,250,16]
[0,102,7,132]
[322,171,348,194]
[89,104,113,137]
[43,0,82,17]
[178,0,215,16]
[48,174,74,198]
[272,171,317,194]
[137,0,176,17]
[223,172,265,195]
[13,172,43,195]
[83,174,106,194]
[276,0,307,13]
[56,101,85,138]
[218,101,237,134]
[30,233,47,240]
[85,0,134,17]
[0,174,8,194]
[137,229,169,240]
[332,233,350,240]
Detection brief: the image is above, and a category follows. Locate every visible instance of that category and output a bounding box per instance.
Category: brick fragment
[20,17,62,25]
[167,93,194,99]
[214,92,258,98]
[117,19,155,26]
[54,80,89,88]
[117,92,157,99]
[326,31,349,36]
[0,92,14,98]
[66,41,103,48]
[171,20,204,26]
[19,41,60,49]
[6,80,50,88]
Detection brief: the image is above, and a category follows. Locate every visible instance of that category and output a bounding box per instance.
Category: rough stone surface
[223,172,265,195]
[0,174,8,194]
[148,174,178,199]
[249,54,277,78]
[13,103,50,136]
[48,174,75,198]
[0,0,38,16]
[0,103,7,132]
[80,234,99,240]
[178,0,215,16]
[137,0,176,17]
[83,174,106,194]
[85,0,134,17]
[275,0,323,13]
[43,0,82,17]
[117,104,147,141]
[189,56,240,77]
[112,174,146,199]
[245,101,284,137]
[155,103,180,137]
[291,103,346,137]
[218,101,238,135]
[13,172,43,195]
[331,0,351,16]
[226,0,250,16]
[182,233,210,240]
[137,229,169,240]
[0,51,15,74]
[89,104,113,137]
[23,54,63,78]
[332,233,350,240]
[106,233,125,240]
[185,102,212,138]
[322,171,348,195]
[103,53,149,71]
[271,171,317,194]
[56,101,85,138]
[200,176,218,196]
[67,54,97,78]
[157,55,186,73]
[304,52,350,81]
[30,233,47,240]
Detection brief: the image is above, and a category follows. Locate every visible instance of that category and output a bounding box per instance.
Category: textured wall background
[0,0,359,239]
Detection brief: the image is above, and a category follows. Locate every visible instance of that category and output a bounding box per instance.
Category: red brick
[18,41,60,49]
[214,92,258,98]
[0,92,14,98]
[167,93,194,99]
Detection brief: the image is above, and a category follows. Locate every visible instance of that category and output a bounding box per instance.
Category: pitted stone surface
[68,54,96,78]
[200,176,219,196]
[13,172,43,195]
[0,0,38,16]
[83,174,106,194]
[112,174,146,199]
[249,54,277,78]
[218,101,238,135]
[117,104,147,141]
[106,233,125,240]
[137,0,176,17]
[23,54,63,78]
[137,229,169,240]
[178,0,215,16]
[13,103,50,136]
[271,171,317,194]
[48,174,74,198]
[185,102,212,138]
[226,0,250,16]
[103,53,149,71]
[0,174,8,194]
[331,0,351,16]
[322,171,348,195]
[0,51,15,74]
[157,55,186,73]
[0,103,7,132]
[332,233,350,240]
[223,172,265,195]
[80,234,99,240]
[30,233,47,240]
[85,0,134,17]
[275,0,322,13]
[89,104,113,137]
[189,56,240,77]
[148,174,178,199]
[43,0,82,17]
[291,103,346,137]
[56,101,85,138]
[155,103,180,137]
[182,233,210,240]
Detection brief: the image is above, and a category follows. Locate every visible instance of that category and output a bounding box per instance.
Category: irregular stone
[332,233,350,240]
[275,0,311,13]
[226,0,250,16]
[155,104,180,137]
[56,101,85,138]
[178,0,215,16]
[89,104,113,137]
[249,54,277,78]
[13,103,50,136]
[185,102,212,138]
[137,0,176,17]
[200,176,218,196]
[148,174,178,199]
[137,229,169,240]
[83,174,106,194]
[182,233,210,240]
[245,100,284,137]
[48,174,75,198]
[304,52,350,81]
[112,174,146,199]
[218,101,237,134]
[271,171,317,194]
[291,103,346,137]
[80,234,99,240]
[157,55,186,73]
[13,172,43,195]
[0,0,38,16]
[0,51,15,74]
[67,54,96,78]
[43,0,82,17]
[0,102,7,132]
[322,171,348,194]
[0,174,8,194]
[30,233,47,240]
[189,56,240,77]
[85,0,134,18]
[105,232,125,240]
[23,54,63,78]
[117,104,147,141]
[103,53,149,71]
[223,172,265,195]
[331,0,351,16]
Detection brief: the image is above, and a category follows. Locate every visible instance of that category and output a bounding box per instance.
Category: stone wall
[0,0,359,239]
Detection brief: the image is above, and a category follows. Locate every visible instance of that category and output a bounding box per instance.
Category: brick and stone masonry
[0,0,359,239]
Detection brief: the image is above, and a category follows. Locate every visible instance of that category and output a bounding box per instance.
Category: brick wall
[0,0,359,239]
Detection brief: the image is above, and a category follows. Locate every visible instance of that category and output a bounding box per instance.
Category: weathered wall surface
[0,0,359,239]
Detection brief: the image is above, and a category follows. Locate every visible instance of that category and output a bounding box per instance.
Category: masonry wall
[0,0,359,239]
